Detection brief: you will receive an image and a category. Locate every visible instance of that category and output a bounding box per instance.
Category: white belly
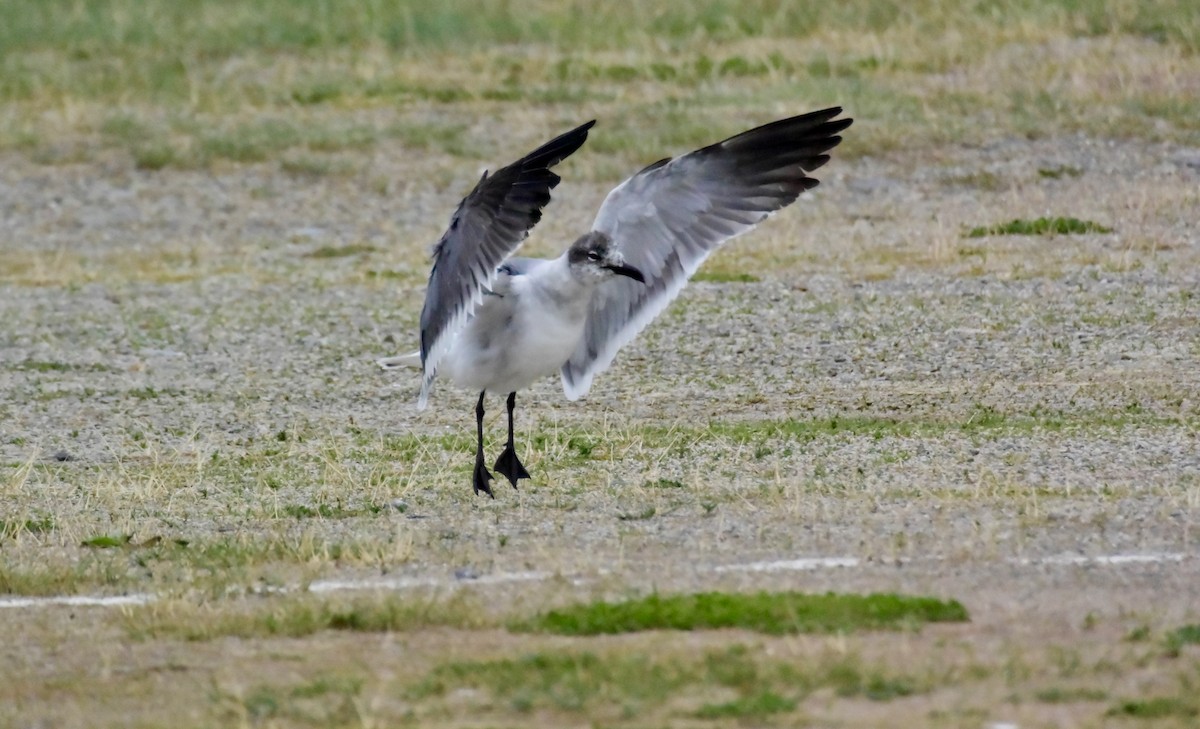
[441,285,588,394]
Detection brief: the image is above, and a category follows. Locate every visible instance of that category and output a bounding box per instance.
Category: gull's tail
[376,351,422,370]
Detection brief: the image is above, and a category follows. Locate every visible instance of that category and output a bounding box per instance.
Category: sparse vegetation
[1038,165,1083,179]
[2,1,1198,726]
[304,244,378,259]
[410,644,937,719]
[124,593,489,641]
[1109,696,1200,720]
[692,270,760,283]
[1036,687,1108,703]
[965,217,1114,238]
[696,691,797,718]
[81,534,132,549]
[1166,624,1200,657]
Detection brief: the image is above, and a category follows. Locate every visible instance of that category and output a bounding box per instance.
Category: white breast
[440,257,592,394]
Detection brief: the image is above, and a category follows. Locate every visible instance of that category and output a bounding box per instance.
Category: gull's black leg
[472,391,494,498]
[493,391,531,488]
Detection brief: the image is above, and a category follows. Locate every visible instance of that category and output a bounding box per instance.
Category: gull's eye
[586,251,601,261]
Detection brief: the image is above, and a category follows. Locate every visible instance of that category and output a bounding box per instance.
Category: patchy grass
[0,514,55,539]
[11,360,113,373]
[0,557,131,596]
[1166,624,1200,657]
[700,405,1180,445]
[123,593,490,641]
[518,591,969,636]
[965,216,1114,238]
[944,169,1005,190]
[225,674,366,726]
[831,667,919,700]
[696,691,797,718]
[1038,164,1083,179]
[616,506,658,521]
[0,528,414,597]
[3,0,1200,168]
[410,643,937,718]
[691,270,761,283]
[1035,686,1108,703]
[1108,696,1200,720]
[2,4,1199,727]
[304,244,378,259]
[81,534,132,549]
[280,154,356,179]
[410,650,699,711]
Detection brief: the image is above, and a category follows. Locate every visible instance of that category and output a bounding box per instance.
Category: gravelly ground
[1,129,1199,726]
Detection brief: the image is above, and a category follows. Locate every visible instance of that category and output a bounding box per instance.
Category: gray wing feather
[416,120,594,407]
[561,107,852,399]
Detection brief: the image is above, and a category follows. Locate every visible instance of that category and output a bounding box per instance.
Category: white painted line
[0,593,155,609]
[1017,553,1187,567]
[712,557,860,573]
[0,552,1191,610]
[308,570,551,593]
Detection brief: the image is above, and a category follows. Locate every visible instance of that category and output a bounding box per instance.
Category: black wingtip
[518,120,595,171]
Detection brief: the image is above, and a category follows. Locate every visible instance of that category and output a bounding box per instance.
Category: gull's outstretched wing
[417,120,595,407]
[560,107,852,400]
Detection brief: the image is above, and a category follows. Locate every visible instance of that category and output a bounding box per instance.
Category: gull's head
[567,231,645,285]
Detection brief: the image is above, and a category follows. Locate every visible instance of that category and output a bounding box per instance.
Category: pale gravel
[1,133,1199,626]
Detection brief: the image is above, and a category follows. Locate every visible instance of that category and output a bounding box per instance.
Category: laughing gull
[380,107,853,496]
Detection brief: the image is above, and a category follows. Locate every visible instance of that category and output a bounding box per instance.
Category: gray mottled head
[567,231,645,284]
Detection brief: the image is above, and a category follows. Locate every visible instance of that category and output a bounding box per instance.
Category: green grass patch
[132,143,178,170]
[411,650,695,712]
[385,120,474,157]
[1166,624,1200,657]
[965,216,1113,238]
[14,360,72,372]
[280,155,354,178]
[944,170,1004,190]
[82,533,132,549]
[518,591,969,636]
[691,270,761,283]
[304,244,377,259]
[12,360,113,373]
[1109,696,1199,719]
[696,690,797,718]
[1035,687,1108,703]
[0,514,55,538]
[1037,165,1083,179]
[829,664,918,700]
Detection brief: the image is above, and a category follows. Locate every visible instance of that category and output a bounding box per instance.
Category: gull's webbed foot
[493,446,531,489]
[473,458,495,498]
